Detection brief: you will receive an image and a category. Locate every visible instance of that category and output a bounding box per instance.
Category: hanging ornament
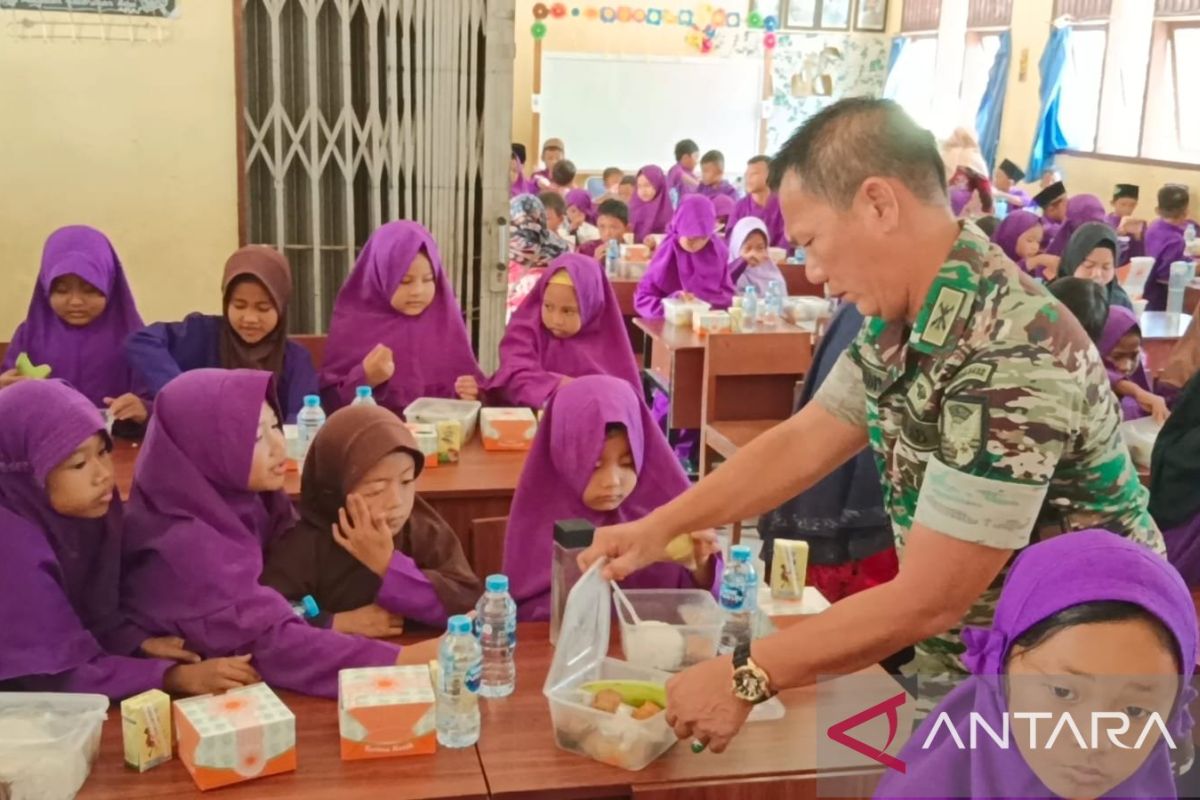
[701,37,713,53]
[704,24,716,38]
[679,9,694,25]
[551,2,567,18]
[584,7,599,19]
[711,10,726,27]
[617,6,632,22]
[763,32,777,49]
[646,8,662,25]
[600,6,616,22]
[532,3,550,20]
[747,10,763,29]
[633,8,645,22]
[686,30,702,48]
[764,15,778,32]
[531,20,548,38]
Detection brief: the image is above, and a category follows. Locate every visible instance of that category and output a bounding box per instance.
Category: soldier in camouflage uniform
[577,97,1164,753]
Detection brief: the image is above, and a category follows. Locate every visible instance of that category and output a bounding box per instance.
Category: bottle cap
[355,386,372,399]
[300,595,320,618]
[485,574,509,593]
[731,544,752,563]
[303,395,320,407]
[448,614,472,635]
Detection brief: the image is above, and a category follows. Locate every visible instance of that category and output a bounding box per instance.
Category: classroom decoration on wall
[528,3,783,55]
[0,0,176,13]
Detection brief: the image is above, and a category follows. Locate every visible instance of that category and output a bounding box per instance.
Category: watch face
[733,668,767,701]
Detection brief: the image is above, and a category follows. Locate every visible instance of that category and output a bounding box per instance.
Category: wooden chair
[700,331,813,544]
[290,334,327,370]
[469,516,508,581]
[778,263,824,297]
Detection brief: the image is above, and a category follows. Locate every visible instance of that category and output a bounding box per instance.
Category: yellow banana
[14,352,52,379]
[579,680,667,708]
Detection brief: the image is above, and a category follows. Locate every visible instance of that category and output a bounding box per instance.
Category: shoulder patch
[940,396,988,470]
[950,362,996,390]
[920,286,969,349]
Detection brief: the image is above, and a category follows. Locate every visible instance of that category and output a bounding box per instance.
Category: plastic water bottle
[1168,260,1191,317]
[436,614,482,748]
[1186,224,1197,249]
[792,246,807,265]
[669,188,680,208]
[475,574,517,698]
[763,280,783,328]
[296,395,325,463]
[993,199,1009,220]
[352,386,376,406]
[742,286,759,331]
[290,594,320,621]
[605,239,620,279]
[717,545,759,655]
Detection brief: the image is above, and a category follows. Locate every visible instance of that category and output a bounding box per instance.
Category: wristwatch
[731,642,774,704]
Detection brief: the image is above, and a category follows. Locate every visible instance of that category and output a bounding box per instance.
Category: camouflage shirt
[815,223,1164,677]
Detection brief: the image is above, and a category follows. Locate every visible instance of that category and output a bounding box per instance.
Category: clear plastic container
[661,298,711,328]
[1123,257,1155,299]
[0,693,108,800]
[403,397,483,442]
[551,520,594,646]
[544,562,677,771]
[1120,417,1161,469]
[615,589,722,672]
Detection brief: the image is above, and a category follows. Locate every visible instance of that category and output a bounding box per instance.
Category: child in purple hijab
[876,530,1195,800]
[2,226,147,428]
[634,195,734,319]
[121,369,403,698]
[991,210,1049,279]
[1045,193,1107,257]
[488,254,642,409]
[564,188,600,245]
[503,375,720,621]
[1099,305,1169,423]
[320,221,485,416]
[728,217,785,296]
[0,380,259,700]
[629,165,675,244]
[711,193,736,236]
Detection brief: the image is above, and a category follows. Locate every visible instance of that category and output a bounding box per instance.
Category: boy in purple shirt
[697,150,739,202]
[1144,183,1193,311]
[992,158,1030,208]
[725,155,788,249]
[531,137,564,191]
[1107,183,1146,263]
[667,138,700,197]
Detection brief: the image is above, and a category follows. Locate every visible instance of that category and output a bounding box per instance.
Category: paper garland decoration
[529,5,776,55]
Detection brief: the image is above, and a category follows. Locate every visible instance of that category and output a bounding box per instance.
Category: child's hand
[333,605,406,639]
[332,493,395,576]
[1137,390,1170,425]
[104,393,149,424]
[455,375,480,401]
[163,655,260,696]
[362,344,395,387]
[140,635,201,664]
[0,369,27,389]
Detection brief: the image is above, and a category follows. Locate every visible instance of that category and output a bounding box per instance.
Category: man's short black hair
[675,139,700,161]
[1158,183,1190,216]
[538,190,566,217]
[767,97,946,208]
[551,159,576,187]
[700,150,724,169]
[596,198,629,226]
[1048,277,1110,342]
[747,155,772,167]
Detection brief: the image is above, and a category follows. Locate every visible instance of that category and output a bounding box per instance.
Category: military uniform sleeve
[812,351,868,429]
[914,345,1079,550]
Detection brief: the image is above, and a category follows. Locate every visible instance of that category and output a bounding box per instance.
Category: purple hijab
[3,226,144,406]
[319,221,484,414]
[503,375,718,621]
[565,189,597,225]
[1046,194,1107,257]
[634,195,734,319]
[726,192,788,250]
[711,194,736,229]
[1099,305,1151,421]
[488,254,642,409]
[727,217,784,295]
[629,165,674,244]
[991,210,1043,276]
[0,380,152,685]
[877,530,1196,800]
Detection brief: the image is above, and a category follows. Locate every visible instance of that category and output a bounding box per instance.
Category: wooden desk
[611,278,645,355]
[1141,311,1193,376]
[477,623,888,800]
[111,437,527,578]
[79,692,488,800]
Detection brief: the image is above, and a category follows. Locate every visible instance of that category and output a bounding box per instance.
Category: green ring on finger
[690,739,707,754]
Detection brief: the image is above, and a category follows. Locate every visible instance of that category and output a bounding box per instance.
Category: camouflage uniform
[814,223,1164,711]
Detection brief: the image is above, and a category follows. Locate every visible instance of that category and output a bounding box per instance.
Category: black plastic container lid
[553,519,595,549]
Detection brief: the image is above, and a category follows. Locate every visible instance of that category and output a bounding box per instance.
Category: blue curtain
[882,36,908,99]
[1026,25,1072,178]
[975,31,1011,172]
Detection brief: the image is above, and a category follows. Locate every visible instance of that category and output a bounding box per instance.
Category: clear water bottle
[352,386,377,406]
[475,574,517,698]
[1168,260,1191,316]
[993,199,1009,220]
[296,395,325,463]
[1187,224,1197,248]
[717,545,759,655]
[792,246,807,265]
[290,594,320,621]
[605,239,620,279]
[669,187,680,208]
[742,286,759,331]
[436,614,482,748]
[762,280,783,328]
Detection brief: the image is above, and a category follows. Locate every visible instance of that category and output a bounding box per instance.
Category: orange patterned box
[480,407,538,451]
[172,683,296,792]
[338,665,437,760]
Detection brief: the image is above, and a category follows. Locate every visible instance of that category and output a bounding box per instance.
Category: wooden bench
[779,263,825,297]
[469,516,508,581]
[290,334,327,370]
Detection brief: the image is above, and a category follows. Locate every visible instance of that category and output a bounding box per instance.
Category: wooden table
[110,436,527,577]
[476,623,889,800]
[611,278,645,355]
[1140,311,1193,376]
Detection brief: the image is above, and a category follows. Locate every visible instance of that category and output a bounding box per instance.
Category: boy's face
[1108,331,1143,377]
[701,162,722,186]
[1113,197,1138,217]
[680,152,698,171]
[543,147,563,170]
[597,213,626,244]
[605,173,623,189]
[566,206,586,229]
[744,162,768,194]
[1045,196,1068,223]
[618,183,634,203]
[545,207,564,230]
[993,169,1012,191]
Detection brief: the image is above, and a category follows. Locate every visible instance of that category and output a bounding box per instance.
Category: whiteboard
[538,52,765,174]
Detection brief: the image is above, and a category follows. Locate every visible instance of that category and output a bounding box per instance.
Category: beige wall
[0,0,238,336]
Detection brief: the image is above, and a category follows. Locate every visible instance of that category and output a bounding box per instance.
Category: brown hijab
[260,404,481,620]
[220,246,291,379]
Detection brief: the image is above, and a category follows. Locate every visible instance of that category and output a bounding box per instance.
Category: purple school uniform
[725,192,788,250]
[628,166,674,244]
[1045,194,1106,257]
[727,217,785,295]
[1106,211,1146,263]
[502,375,720,621]
[666,162,697,197]
[1098,305,1152,421]
[634,195,734,319]
[488,254,642,409]
[991,210,1042,278]
[3,226,144,407]
[697,180,738,202]
[1005,187,1031,207]
[0,380,170,700]
[1144,217,1189,312]
[120,369,400,698]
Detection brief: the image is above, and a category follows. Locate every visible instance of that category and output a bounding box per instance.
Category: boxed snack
[661,297,711,328]
[405,423,440,469]
[403,398,482,442]
[121,689,172,772]
[338,666,437,761]
[692,310,732,335]
[770,540,809,600]
[480,408,538,451]
[436,419,463,464]
[620,244,650,262]
[0,692,107,799]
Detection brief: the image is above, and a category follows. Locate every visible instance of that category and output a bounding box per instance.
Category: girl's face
[390,252,437,316]
[636,175,657,203]
[566,206,586,229]
[541,281,582,339]
[740,231,769,267]
[1109,330,1142,377]
[680,235,710,254]
[1075,246,1115,287]
[1016,225,1044,260]
[49,274,107,328]
[226,278,279,345]
[247,402,287,492]
[582,428,638,512]
[1005,619,1179,799]
[46,432,113,519]
[349,451,417,536]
